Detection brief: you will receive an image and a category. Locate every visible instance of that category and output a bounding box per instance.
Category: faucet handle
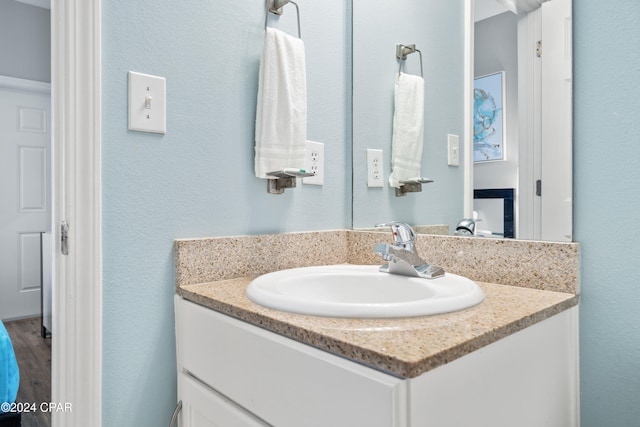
[375,221,416,248]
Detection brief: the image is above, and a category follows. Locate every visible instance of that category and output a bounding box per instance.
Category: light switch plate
[128,71,166,134]
[447,134,459,166]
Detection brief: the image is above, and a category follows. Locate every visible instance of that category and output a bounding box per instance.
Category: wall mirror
[351,0,573,242]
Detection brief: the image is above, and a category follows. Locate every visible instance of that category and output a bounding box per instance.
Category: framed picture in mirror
[473,71,505,162]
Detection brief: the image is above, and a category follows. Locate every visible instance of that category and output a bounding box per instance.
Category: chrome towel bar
[265,0,302,39]
[396,44,423,77]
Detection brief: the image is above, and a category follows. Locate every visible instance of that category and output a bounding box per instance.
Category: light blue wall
[101,0,640,425]
[101,0,350,425]
[352,0,465,230]
[574,1,640,425]
[0,1,50,82]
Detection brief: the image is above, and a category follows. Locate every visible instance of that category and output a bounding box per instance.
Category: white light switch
[128,71,166,134]
[447,134,459,166]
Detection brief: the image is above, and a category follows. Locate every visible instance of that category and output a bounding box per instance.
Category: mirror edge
[463,0,474,219]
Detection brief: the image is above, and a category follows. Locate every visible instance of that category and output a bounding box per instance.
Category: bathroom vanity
[173,230,580,427]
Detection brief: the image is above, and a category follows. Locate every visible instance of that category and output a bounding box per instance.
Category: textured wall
[100,0,640,424]
[0,1,50,82]
[101,1,350,425]
[574,1,640,425]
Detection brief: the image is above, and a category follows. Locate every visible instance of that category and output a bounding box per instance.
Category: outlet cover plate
[367,148,384,187]
[303,141,324,185]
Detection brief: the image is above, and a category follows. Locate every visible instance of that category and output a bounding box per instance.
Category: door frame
[51,0,102,425]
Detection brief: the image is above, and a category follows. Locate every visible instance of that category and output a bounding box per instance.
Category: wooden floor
[4,318,51,427]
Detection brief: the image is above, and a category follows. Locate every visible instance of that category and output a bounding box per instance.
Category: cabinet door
[409,307,579,427]
[179,372,269,427]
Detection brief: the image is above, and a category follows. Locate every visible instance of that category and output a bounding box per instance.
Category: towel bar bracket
[396,44,417,60]
[268,0,285,15]
[396,43,424,77]
[395,178,434,197]
[268,177,297,194]
[266,169,314,194]
[265,0,302,38]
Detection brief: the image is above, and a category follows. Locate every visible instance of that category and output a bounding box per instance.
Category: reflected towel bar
[396,44,423,77]
[265,0,302,39]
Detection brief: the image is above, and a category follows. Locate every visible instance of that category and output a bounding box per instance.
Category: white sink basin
[246,265,484,318]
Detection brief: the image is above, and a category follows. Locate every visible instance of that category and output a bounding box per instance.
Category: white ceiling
[475,0,510,22]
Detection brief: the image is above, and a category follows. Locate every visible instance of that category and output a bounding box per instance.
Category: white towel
[388,72,425,188]
[255,27,307,179]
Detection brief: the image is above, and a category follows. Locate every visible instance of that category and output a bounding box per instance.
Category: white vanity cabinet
[175,296,579,427]
[175,296,407,427]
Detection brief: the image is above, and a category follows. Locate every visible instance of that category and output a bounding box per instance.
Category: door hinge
[536,180,542,197]
[536,40,542,58]
[61,221,69,255]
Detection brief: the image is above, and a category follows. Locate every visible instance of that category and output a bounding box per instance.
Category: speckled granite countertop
[178,276,577,378]
[175,230,579,379]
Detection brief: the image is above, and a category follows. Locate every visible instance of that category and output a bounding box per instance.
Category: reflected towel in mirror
[389,72,424,188]
[255,27,307,179]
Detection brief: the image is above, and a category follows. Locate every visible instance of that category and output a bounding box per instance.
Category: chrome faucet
[454,218,477,236]
[374,222,445,279]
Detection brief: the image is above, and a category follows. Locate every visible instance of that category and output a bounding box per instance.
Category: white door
[540,0,572,242]
[0,84,51,320]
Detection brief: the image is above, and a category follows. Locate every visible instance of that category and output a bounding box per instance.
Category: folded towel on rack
[0,320,19,411]
[255,27,307,179]
[389,72,425,188]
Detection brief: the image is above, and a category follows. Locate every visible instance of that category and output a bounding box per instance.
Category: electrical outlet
[447,134,459,166]
[367,149,384,187]
[303,141,324,185]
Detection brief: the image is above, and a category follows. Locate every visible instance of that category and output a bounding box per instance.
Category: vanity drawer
[175,297,407,427]
[178,372,269,427]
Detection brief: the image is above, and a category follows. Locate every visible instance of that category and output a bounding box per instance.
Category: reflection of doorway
[473,9,519,237]
[473,0,572,241]
[538,0,572,242]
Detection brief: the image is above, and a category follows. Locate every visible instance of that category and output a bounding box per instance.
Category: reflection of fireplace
[474,188,515,238]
